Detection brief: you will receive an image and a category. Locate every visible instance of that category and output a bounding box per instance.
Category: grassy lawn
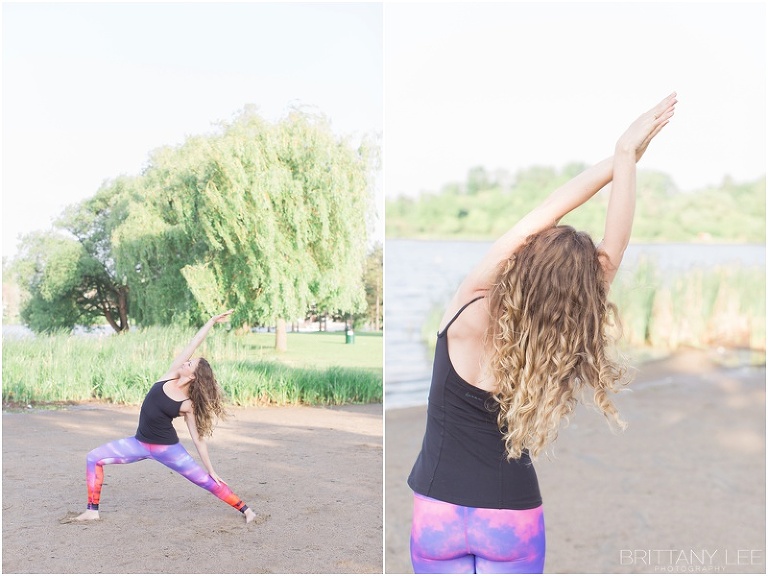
[237,330,382,372]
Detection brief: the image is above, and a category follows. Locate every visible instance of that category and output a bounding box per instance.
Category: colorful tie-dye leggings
[85,436,249,514]
[410,492,546,574]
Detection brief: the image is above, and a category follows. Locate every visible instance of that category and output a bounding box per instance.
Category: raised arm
[458,92,677,299]
[597,93,677,284]
[459,156,615,298]
[167,310,234,374]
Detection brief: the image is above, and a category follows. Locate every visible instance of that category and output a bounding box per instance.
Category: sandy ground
[385,349,766,574]
[3,403,382,574]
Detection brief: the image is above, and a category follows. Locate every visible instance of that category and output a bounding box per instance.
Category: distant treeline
[386,164,765,243]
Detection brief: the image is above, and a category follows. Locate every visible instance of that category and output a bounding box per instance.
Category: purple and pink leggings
[410,492,546,574]
[85,437,249,515]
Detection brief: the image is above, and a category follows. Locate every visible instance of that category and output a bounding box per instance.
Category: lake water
[384,239,765,410]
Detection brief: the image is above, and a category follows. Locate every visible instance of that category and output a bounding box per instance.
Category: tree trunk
[117,287,129,331]
[275,318,288,352]
[103,306,121,333]
[100,285,129,333]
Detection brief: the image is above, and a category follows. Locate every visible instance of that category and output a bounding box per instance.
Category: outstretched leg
[150,442,255,522]
[76,436,151,521]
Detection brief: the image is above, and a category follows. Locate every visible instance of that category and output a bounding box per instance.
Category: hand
[617,92,677,161]
[211,309,234,324]
[209,471,226,486]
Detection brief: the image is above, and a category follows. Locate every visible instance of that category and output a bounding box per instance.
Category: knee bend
[86,449,101,465]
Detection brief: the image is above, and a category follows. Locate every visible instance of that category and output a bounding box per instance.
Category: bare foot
[74,510,100,521]
[244,508,257,524]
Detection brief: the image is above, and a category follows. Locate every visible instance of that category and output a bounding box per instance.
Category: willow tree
[110,139,209,327]
[115,107,374,349]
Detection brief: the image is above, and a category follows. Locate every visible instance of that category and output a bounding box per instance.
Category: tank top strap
[158,379,189,403]
[438,295,485,337]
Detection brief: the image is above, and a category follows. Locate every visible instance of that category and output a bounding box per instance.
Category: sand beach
[2,403,383,574]
[385,348,766,574]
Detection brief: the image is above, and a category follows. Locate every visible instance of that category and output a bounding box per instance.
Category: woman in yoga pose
[407,93,677,573]
[75,309,257,523]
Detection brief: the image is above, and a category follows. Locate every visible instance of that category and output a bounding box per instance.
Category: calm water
[384,239,765,410]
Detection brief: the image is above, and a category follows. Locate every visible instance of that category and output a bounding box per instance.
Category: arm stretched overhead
[163,310,234,379]
[456,92,677,302]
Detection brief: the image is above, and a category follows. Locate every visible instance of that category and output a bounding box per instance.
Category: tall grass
[420,262,765,359]
[611,260,765,354]
[2,329,382,407]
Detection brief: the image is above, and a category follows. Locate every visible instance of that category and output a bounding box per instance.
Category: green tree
[13,177,132,334]
[114,107,375,350]
[57,179,133,332]
[358,242,383,330]
[14,232,96,333]
[466,166,493,195]
[12,107,376,341]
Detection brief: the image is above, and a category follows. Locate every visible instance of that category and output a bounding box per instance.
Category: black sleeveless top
[408,297,542,510]
[135,380,187,445]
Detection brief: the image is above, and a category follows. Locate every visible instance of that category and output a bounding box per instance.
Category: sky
[384,2,766,199]
[2,2,383,259]
[2,2,766,261]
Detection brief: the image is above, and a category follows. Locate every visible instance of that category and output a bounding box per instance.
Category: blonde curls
[189,358,228,438]
[488,225,629,460]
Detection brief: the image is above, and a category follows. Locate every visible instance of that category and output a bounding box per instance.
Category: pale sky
[2,2,765,261]
[384,2,766,199]
[2,2,383,259]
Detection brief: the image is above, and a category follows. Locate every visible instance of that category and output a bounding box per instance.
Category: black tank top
[135,380,187,445]
[408,297,542,509]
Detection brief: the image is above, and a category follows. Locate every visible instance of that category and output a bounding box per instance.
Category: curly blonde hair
[189,358,228,438]
[488,225,629,460]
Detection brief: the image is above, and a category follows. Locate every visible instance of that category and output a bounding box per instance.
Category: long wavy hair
[487,225,629,460]
[189,358,228,438]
